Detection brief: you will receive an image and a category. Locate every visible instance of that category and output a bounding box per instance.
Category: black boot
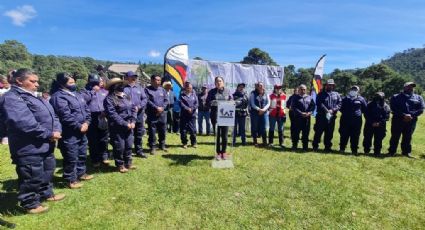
[278,131,283,147]
[268,130,274,147]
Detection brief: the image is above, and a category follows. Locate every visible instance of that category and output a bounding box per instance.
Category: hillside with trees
[381,47,425,88]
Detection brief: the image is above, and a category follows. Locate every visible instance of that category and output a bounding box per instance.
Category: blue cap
[125,71,138,77]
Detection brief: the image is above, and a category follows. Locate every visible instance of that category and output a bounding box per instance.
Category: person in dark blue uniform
[338,86,367,155]
[50,73,93,189]
[124,71,148,158]
[81,74,110,167]
[312,79,342,152]
[163,81,175,133]
[104,78,137,173]
[145,75,169,154]
[0,69,65,214]
[232,83,248,146]
[286,87,299,145]
[291,84,315,151]
[363,92,390,156]
[179,82,198,148]
[388,82,425,157]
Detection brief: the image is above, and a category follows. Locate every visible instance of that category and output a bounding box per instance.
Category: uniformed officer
[232,83,248,146]
[388,82,424,157]
[179,82,198,148]
[363,92,390,156]
[124,71,148,158]
[163,81,175,133]
[268,84,287,147]
[50,73,93,189]
[339,86,367,155]
[104,78,137,173]
[145,75,169,154]
[206,76,233,160]
[81,74,110,167]
[312,79,342,152]
[249,82,270,147]
[286,87,299,143]
[1,68,65,214]
[291,84,315,151]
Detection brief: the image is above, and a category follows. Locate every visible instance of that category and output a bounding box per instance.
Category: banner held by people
[163,44,189,100]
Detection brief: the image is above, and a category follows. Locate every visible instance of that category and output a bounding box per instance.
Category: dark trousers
[289,111,296,141]
[134,121,145,154]
[233,115,247,145]
[147,121,166,149]
[250,112,267,144]
[167,109,173,132]
[16,153,55,209]
[58,134,88,183]
[269,116,285,145]
[180,117,197,145]
[292,117,311,149]
[87,113,109,164]
[388,118,417,155]
[339,117,362,152]
[363,123,386,154]
[313,115,336,150]
[110,128,133,167]
[172,111,180,133]
[216,126,229,153]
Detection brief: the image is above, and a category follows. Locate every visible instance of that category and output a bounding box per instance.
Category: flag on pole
[311,54,326,103]
[164,44,189,99]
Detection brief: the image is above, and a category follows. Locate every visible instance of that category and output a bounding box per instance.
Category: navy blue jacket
[145,86,169,122]
[390,92,425,120]
[50,89,91,137]
[206,88,233,120]
[292,94,316,117]
[124,84,147,111]
[365,101,390,127]
[1,86,61,165]
[340,95,367,119]
[80,88,108,113]
[316,90,342,116]
[103,93,136,130]
[179,91,198,118]
[233,90,249,117]
[286,94,296,109]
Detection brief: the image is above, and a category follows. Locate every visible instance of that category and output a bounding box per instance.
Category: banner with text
[187,60,284,94]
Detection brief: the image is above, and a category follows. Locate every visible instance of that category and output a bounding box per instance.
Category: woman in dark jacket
[50,73,93,189]
[206,76,233,160]
[103,78,137,173]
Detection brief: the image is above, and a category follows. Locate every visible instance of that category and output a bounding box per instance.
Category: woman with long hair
[50,73,93,189]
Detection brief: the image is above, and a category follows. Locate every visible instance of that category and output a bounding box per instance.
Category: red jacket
[269,93,286,117]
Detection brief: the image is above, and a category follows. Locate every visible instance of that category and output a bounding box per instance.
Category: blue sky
[1,0,425,72]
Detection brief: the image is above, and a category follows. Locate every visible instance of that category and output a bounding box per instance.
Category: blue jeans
[250,111,267,144]
[269,116,286,144]
[233,115,246,145]
[197,111,211,134]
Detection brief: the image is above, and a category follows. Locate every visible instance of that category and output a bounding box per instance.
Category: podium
[212,101,235,169]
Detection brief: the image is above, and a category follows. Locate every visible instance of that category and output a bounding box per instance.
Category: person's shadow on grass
[0,179,24,216]
[162,154,214,166]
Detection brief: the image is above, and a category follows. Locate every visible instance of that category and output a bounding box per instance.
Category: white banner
[217,101,236,126]
[187,60,284,94]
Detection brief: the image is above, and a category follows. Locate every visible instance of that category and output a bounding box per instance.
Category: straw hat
[105,78,125,90]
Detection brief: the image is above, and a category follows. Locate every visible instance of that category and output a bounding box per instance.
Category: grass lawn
[1,117,425,229]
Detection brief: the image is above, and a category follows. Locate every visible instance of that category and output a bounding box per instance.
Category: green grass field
[1,117,425,229]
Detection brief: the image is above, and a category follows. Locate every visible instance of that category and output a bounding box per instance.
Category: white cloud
[148,50,161,58]
[4,5,37,27]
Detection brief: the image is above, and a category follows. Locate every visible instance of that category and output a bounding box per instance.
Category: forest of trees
[1,40,423,99]
[0,40,163,92]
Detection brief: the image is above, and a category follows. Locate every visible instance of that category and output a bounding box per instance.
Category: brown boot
[68,181,83,189]
[119,166,128,173]
[27,205,49,214]
[79,174,94,181]
[46,193,66,202]
[126,165,137,170]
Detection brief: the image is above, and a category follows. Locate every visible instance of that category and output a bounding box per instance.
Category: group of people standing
[0,68,424,214]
